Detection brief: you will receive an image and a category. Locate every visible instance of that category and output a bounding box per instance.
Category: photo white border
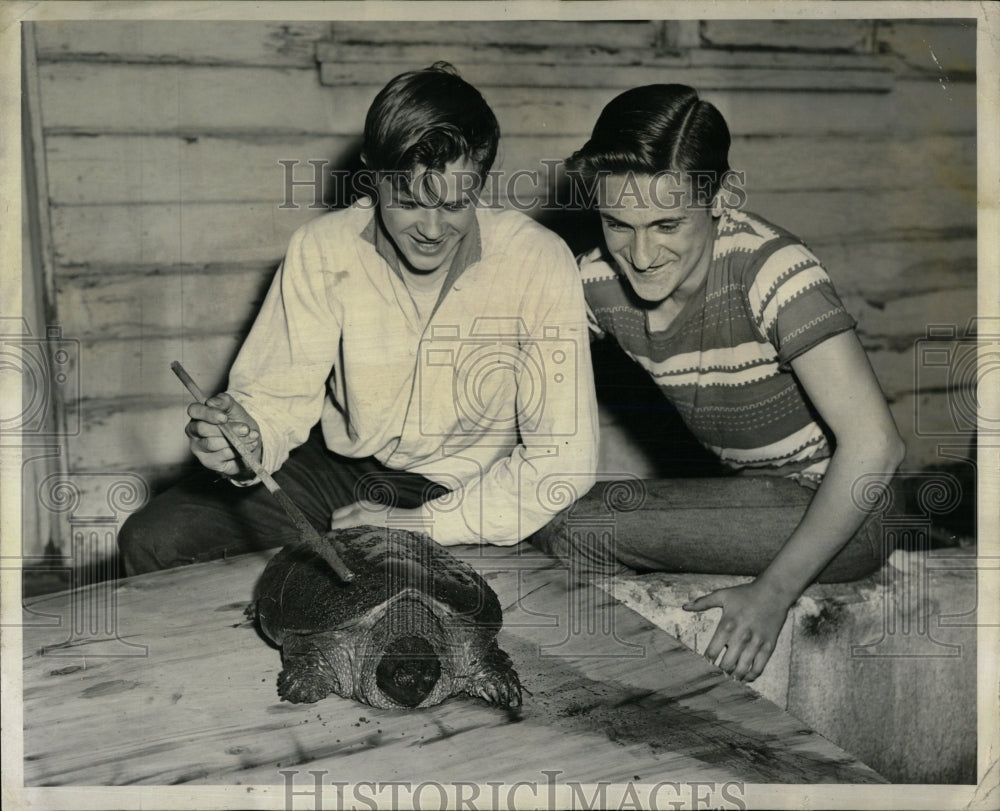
[1,2,996,809]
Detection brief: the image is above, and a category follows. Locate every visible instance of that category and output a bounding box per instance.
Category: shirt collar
[361,205,483,285]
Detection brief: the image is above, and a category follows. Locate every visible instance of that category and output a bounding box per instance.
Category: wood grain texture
[813,235,975,302]
[319,54,893,93]
[56,265,275,339]
[327,21,658,48]
[34,21,332,67]
[21,546,886,786]
[45,134,361,206]
[66,398,194,472]
[50,203,319,268]
[46,131,973,206]
[38,63,975,138]
[875,19,976,77]
[72,333,245,401]
[48,185,974,271]
[699,20,876,52]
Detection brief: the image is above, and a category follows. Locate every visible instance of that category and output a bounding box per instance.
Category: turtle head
[353,591,453,709]
[374,635,442,707]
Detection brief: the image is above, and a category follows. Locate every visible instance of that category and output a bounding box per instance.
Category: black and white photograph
[2,2,997,809]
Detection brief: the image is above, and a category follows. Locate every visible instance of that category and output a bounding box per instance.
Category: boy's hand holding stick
[171,361,354,583]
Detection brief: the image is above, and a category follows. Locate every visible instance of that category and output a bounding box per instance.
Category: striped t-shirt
[581,208,857,482]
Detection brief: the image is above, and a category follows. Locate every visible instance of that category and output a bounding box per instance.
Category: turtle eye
[375,635,441,707]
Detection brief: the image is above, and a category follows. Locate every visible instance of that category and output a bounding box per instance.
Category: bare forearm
[755,438,903,604]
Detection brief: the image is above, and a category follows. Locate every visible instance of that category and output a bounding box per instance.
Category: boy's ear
[710,191,725,218]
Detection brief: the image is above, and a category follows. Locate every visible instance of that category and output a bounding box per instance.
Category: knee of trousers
[117,507,175,575]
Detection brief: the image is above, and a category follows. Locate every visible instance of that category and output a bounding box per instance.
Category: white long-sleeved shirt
[226,202,599,545]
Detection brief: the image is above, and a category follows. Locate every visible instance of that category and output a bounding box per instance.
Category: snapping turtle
[253,525,522,710]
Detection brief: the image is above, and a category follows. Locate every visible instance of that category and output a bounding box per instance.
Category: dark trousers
[120,433,887,584]
[117,428,446,576]
[529,476,890,583]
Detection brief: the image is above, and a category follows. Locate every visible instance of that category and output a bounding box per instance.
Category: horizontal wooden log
[39,63,369,136]
[699,20,876,53]
[49,182,975,271]
[50,203,319,268]
[865,344,954,402]
[703,79,975,138]
[34,21,331,67]
[327,20,659,48]
[730,133,975,193]
[744,186,975,247]
[67,397,194,471]
[318,39,892,70]
[849,287,977,342]
[507,186,974,247]
[71,333,244,402]
[39,63,976,138]
[889,391,976,470]
[56,265,275,338]
[319,49,893,93]
[45,131,974,206]
[876,19,976,77]
[47,183,973,272]
[45,134,362,206]
[816,235,976,302]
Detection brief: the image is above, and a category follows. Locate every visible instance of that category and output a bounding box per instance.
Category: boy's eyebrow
[601,212,685,226]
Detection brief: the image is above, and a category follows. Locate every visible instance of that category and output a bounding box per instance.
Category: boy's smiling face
[377,158,479,278]
[598,172,720,307]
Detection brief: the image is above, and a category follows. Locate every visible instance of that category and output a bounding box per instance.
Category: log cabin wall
[24,19,976,562]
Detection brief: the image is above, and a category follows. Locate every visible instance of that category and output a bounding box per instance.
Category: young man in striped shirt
[560,84,904,681]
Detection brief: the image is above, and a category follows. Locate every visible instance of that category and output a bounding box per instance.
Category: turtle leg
[465,642,523,709]
[276,638,339,704]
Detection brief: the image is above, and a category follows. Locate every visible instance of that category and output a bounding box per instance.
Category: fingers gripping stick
[170,361,354,583]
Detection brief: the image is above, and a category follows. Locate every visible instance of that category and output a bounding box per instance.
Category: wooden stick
[170,361,354,583]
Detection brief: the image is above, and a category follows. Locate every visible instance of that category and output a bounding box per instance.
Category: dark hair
[566,84,731,204]
[363,62,500,180]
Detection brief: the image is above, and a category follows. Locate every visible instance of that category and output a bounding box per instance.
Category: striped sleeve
[746,242,856,367]
[578,249,612,340]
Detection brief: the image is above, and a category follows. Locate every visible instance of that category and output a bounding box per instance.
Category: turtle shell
[252,525,521,709]
[254,525,501,643]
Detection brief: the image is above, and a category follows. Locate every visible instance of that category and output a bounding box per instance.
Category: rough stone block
[599,548,978,783]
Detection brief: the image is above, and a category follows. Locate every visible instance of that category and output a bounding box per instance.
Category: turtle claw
[469,666,523,709]
[277,666,331,704]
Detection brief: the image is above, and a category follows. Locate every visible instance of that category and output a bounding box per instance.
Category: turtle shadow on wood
[249,525,523,710]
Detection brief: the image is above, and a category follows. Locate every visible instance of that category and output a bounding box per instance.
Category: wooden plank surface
[327,21,658,48]
[50,203,318,268]
[34,21,331,67]
[700,19,875,52]
[320,56,892,93]
[45,132,974,206]
[48,185,974,271]
[55,264,275,339]
[21,545,885,786]
[876,19,977,77]
[38,63,976,138]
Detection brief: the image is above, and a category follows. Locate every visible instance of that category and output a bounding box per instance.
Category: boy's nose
[630,233,662,271]
[416,208,443,240]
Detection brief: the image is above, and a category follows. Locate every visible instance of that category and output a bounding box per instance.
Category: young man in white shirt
[118,63,599,574]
